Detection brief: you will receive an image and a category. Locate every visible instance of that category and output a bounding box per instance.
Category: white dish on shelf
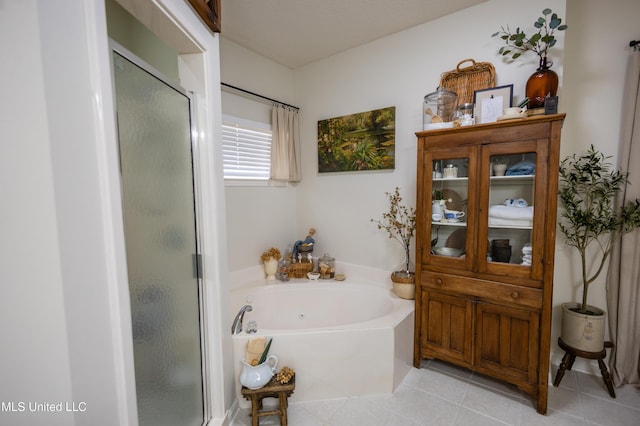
[423,121,454,130]
[434,247,464,257]
[432,221,467,226]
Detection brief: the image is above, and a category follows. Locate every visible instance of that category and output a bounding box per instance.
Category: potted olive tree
[558,145,640,351]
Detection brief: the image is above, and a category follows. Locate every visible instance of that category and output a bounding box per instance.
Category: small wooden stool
[553,337,615,398]
[241,375,295,426]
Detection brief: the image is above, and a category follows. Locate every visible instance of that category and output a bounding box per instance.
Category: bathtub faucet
[231,304,253,335]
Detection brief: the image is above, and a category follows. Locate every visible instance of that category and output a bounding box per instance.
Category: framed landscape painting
[317,106,395,173]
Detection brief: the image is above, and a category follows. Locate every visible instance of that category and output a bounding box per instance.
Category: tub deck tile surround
[229,262,392,290]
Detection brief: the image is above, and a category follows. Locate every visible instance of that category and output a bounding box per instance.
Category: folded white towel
[489,217,533,227]
[488,205,534,220]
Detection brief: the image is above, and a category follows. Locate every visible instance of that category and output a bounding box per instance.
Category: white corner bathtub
[230,279,415,407]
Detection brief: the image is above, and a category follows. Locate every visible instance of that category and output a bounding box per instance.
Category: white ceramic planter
[263,258,278,280]
[560,302,606,352]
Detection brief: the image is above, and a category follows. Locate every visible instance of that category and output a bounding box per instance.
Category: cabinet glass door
[479,140,546,280]
[425,147,478,270]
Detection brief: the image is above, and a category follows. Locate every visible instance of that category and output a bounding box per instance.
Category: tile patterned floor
[231,359,640,425]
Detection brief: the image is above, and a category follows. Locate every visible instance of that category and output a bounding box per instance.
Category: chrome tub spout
[231,304,253,334]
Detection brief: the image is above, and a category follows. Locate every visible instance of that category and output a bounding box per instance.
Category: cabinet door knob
[511,291,520,299]
[436,278,443,285]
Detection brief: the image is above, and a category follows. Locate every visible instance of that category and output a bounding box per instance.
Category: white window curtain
[270,105,301,181]
[606,47,640,387]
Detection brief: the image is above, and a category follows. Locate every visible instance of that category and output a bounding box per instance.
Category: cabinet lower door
[474,302,539,387]
[420,290,474,367]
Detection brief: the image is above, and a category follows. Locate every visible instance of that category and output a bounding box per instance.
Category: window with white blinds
[222,115,272,180]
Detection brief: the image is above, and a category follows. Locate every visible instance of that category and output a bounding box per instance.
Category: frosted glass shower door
[113,49,204,426]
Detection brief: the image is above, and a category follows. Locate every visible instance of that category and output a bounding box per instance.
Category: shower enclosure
[112,45,205,426]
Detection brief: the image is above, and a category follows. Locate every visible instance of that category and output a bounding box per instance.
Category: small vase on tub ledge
[558,146,640,352]
[371,187,417,300]
[493,8,568,109]
[260,247,281,281]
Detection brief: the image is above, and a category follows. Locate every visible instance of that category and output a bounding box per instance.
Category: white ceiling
[220,0,487,69]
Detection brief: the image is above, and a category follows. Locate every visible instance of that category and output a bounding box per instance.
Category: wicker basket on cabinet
[439,59,496,105]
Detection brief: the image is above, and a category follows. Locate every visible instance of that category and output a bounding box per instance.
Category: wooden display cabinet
[187,0,221,33]
[414,114,565,414]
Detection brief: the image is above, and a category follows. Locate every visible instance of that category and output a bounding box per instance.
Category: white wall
[1,1,129,425]
[0,2,74,425]
[222,0,640,371]
[220,38,299,271]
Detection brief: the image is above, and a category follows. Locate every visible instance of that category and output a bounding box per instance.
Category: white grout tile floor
[231,359,640,426]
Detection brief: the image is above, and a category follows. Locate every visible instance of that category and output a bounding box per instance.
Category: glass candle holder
[245,320,257,334]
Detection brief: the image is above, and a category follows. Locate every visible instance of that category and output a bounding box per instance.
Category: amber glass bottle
[525,57,558,109]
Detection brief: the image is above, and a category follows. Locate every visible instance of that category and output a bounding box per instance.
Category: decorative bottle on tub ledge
[293,227,315,260]
[318,253,335,279]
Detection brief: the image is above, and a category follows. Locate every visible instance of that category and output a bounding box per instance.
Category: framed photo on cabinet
[473,84,513,124]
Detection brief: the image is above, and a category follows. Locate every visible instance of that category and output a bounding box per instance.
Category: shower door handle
[193,253,203,279]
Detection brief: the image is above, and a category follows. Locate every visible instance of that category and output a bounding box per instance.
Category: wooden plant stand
[553,337,616,398]
[241,375,295,425]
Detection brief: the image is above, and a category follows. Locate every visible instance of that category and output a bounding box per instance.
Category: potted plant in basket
[371,187,417,299]
[558,145,640,351]
[492,8,568,108]
[260,247,281,281]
